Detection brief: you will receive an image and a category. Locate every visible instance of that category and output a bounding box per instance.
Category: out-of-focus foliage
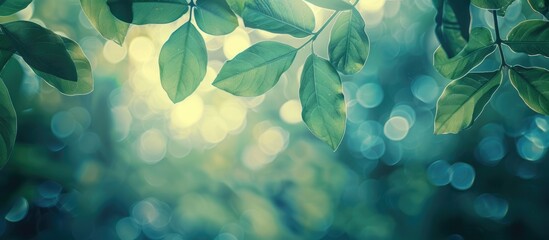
[1,0,549,240]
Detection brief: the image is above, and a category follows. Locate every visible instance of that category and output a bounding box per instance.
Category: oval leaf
[1,21,77,81]
[471,0,516,9]
[300,54,346,150]
[505,20,549,57]
[241,0,315,38]
[195,0,238,35]
[0,0,31,16]
[528,0,548,18]
[433,0,471,58]
[213,41,297,96]
[80,0,129,45]
[329,9,369,75]
[509,66,549,115]
[434,27,496,80]
[107,0,188,25]
[304,0,353,10]
[435,71,502,134]
[159,23,207,103]
[0,78,16,167]
[34,37,93,95]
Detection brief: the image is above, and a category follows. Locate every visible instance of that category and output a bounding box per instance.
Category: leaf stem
[188,2,194,23]
[492,10,507,69]
[298,0,360,50]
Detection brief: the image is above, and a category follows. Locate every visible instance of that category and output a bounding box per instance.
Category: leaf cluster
[84,0,370,150]
[0,0,93,166]
[433,0,549,134]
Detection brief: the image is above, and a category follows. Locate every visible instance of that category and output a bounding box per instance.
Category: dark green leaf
[434,27,496,79]
[300,54,346,150]
[195,0,238,35]
[1,21,77,81]
[509,66,549,115]
[34,37,93,95]
[107,0,188,25]
[505,20,549,57]
[80,0,130,45]
[0,0,31,16]
[0,78,16,167]
[304,0,353,10]
[0,49,13,70]
[213,41,297,96]
[471,0,516,9]
[241,0,315,38]
[434,71,502,134]
[225,0,252,15]
[159,23,207,103]
[433,0,471,57]
[527,0,548,18]
[329,9,369,75]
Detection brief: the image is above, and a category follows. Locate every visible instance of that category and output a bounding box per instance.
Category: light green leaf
[509,66,549,115]
[241,0,315,38]
[80,0,129,45]
[195,0,238,35]
[0,0,31,16]
[471,0,516,9]
[304,0,353,10]
[505,20,549,57]
[435,71,502,134]
[300,54,346,150]
[34,37,93,95]
[213,41,297,96]
[527,0,548,18]
[107,0,188,25]
[329,9,369,75]
[433,0,471,57]
[1,21,77,81]
[225,0,252,15]
[434,27,496,80]
[159,23,207,103]
[0,78,16,167]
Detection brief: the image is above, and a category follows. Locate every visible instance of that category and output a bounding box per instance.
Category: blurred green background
[1,0,549,239]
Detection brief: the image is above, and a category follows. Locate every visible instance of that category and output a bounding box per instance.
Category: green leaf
[213,41,297,96]
[159,23,207,103]
[107,0,188,25]
[434,27,496,80]
[195,0,238,35]
[505,20,549,57]
[226,0,252,15]
[434,71,502,134]
[527,0,548,18]
[300,54,346,150]
[471,0,516,9]
[241,0,315,38]
[0,21,77,81]
[0,0,31,16]
[0,49,13,70]
[328,9,369,75]
[304,0,353,10]
[0,78,16,167]
[80,0,130,45]
[509,66,549,115]
[433,0,471,57]
[34,37,93,95]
